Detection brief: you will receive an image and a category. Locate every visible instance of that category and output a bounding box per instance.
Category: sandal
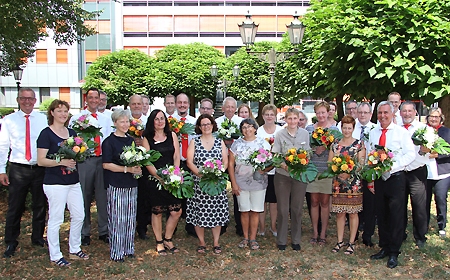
[238,238,249,248]
[53,257,71,267]
[69,250,89,260]
[155,240,167,256]
[213,246,222,254]
[196,246,206,254]
[318,238,326,246]
[345,243,355,255]
[309,238,318,245]
[163,237,180,253]
[331,241,345,253]
[249,240,260,250]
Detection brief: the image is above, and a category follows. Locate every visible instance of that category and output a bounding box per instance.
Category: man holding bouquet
[368,101,415,268]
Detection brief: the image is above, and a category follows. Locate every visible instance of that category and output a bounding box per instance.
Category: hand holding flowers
[128,118,144,138]
[50,136,91,173]
[151,165,194,199]
[360,145,395,181]
[199,159,229,196]
[272,148,318,183]
[120,142,162,179]
[412,126,450,155]
[216,119,242,141]
[71,114,103,150]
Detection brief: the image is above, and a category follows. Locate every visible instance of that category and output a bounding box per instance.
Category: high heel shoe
[345,243,355,255]
[155,240,167,256]
[163,237,179,253]
[331,241,345,253]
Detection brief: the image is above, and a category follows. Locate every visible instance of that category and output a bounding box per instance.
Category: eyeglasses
[241,125,254,130]
[18,97,36,102]
[200,123,212,127]
[200,107,213,110]
[358,111,371,115]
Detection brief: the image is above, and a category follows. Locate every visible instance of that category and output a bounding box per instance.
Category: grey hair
[111,108,131,123]
[400,100,416,111]
[223,96,237,107]
[377,101,395,113]
[18,88,36,97]
[298,110,308,121]
[357,102,372,113]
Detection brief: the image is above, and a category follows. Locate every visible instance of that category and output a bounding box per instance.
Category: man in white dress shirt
[142,95,150,116]
[388,92,403,125]
[70,88,113,246]
[199,98,215,116]
[400,101,429,248]
[164,94,176,118]
[0,88,48,258]
[129,94,148,145]
[368,101,415,268]
[98,91,113,120]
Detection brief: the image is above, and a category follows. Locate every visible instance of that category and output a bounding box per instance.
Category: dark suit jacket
[436,126,450,175]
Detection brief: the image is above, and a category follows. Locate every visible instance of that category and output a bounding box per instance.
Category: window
[59,87,71,103]
[123,16,148,32]
[199,15,224,32]
[56,49,68,64]
[39,87,51,103]
[149,16,173,32]
[85,20,111,34]
[225,15,243,32]
[35,49,48,64]
[85,50,111,63]
[174,15,198,32]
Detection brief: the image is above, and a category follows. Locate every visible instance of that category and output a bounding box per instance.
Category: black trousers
[404,165,428,242]
[426,177,450,231]
[375,171,406,256]
[136,168,151,235]
[362,180,376,241]
[4,163,46,246]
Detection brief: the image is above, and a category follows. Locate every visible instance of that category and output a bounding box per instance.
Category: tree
[83,49,158,106]
[0,0,96,75]
[295,0,450,106]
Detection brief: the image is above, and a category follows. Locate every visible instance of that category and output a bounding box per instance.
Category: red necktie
[25,115,31,161]
[403,124,411,130]
[91,113,101,156]
[180,117,188,158]
[379,128,387,146]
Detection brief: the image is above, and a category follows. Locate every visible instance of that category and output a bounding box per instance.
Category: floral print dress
[330,139,363,214]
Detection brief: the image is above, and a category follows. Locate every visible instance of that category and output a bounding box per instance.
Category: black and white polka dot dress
[186,137,229,228]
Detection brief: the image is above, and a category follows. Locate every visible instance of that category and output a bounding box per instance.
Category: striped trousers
[107,185,138,261]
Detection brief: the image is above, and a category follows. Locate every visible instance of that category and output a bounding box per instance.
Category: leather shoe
[81,236,91,246]
[370,249,388,260]
[99,234,109,244]
[3,244,17,258]
[363,239,374,247]
[32,239,47,247]
[138,233,149,240]
[291,244,301,251]
[415,239,426,248]
[387,255,398,268]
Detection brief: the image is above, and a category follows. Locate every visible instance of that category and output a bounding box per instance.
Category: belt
[390,170,405,177]
[10,162,42,169]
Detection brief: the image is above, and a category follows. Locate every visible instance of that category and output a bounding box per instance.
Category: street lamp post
[239,11,306,105]
[12,64,24,92]
[210,63,240,118]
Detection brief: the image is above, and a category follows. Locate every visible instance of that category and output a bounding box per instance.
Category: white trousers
[44,183,84,261]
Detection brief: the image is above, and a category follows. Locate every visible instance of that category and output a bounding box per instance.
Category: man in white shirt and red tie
[0,88,48,258]
[70,88,113,246]
[400,101,429,248]
[368,101,415,268]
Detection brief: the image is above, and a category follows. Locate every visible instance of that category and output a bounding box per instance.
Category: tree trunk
[256,101,265,126]
[335,93,344,120]
[438,95,450,127]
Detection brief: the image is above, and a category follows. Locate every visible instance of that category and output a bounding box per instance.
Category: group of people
[0,89,448,270]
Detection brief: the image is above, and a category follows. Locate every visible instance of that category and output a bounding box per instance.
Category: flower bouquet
[50,136,91,173]
[199,159,229,196]
[310,127,342,149]
[272,148,318,183]
[411,126,450,155]
[120,142,162,178]
[360,145,395,181]
[151,165,194,199]
[246,148,273,180]
[318,152,356,179]
[128,118,144,138]
[217,119,242,140]
[167,116,195,140]
[71,114,103,150]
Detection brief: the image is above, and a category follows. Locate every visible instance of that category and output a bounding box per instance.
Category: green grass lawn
[0,187,449,279]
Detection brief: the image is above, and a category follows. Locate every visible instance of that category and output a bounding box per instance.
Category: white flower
[170,174,181,183]
[123,151,134,160]
[87,115,100,128]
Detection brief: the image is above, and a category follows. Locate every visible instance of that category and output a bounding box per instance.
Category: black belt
[390,171,405,177]
[10,162,42,169]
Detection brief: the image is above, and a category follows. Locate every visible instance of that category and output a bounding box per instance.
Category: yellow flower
[312,133,318,139]
[288,148,297,155]
[349,160,354,165]
[288,155,294,162]
[373,151,378,157]
[317,127,324,134]
[341,164,349,171]
[329,135,334,142]
[331,165,338,172]
[80,146,86,153]
[335,157,342,163]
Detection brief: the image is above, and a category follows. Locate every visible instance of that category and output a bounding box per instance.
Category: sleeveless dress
[186,137,229,228]
[147,132,182,214]
[330,139,363,214]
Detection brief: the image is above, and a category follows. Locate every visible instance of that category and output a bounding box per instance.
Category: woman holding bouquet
[142,109,181,255]
[272,108,310,251]
[37,99,88,267]
[186,114,229,254]
[424,108,450,238]
[102,109,142,262]
[328,116,365,254]
[229,118,271,250]
[256,104,283,237]
[305,101,339,245]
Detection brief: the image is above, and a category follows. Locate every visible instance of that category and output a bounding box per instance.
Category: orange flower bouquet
[128,118,144,138]
[318,152,356,179]
[361,145,394,181]
[310,127,342,149]
[272,148,318,183]
[50,136,91,173]
[167,116,195,138]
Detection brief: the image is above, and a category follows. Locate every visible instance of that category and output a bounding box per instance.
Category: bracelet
[124,166,127,173]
